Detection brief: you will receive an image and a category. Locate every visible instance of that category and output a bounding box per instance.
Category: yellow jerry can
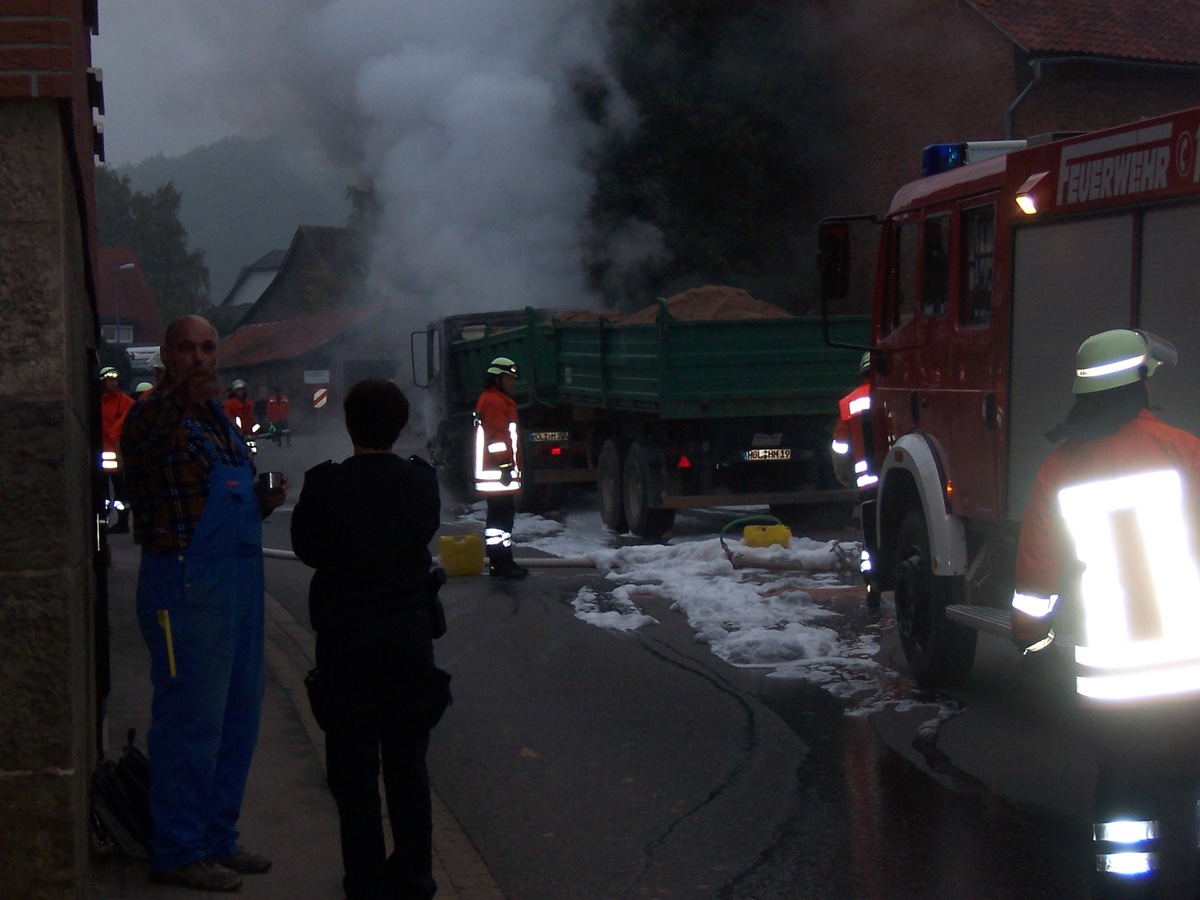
[439,532,485,576]
[742,523,792,549]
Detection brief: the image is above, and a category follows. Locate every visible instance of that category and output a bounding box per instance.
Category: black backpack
[90,728,153,859]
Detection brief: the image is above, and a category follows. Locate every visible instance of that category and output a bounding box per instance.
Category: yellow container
[439,532,485,576]
[742,523,792,549]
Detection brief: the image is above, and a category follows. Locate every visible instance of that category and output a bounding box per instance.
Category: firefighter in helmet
[474,357,528,579]
[1010,328,1200,663]
[1011,328,1200,887]
[99,365,135,533]
[223,379,256,437]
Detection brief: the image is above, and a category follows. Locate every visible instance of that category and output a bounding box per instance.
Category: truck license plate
[744,448,791,461]
[529,431,569,442]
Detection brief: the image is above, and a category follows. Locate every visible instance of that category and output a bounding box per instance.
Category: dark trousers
[316,612,436,900]
[485,494,516,563]
[1089,705,1200,896]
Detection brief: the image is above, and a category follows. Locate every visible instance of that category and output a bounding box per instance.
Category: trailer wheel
[598,439,629,532]
[893,507,977,688]
[623,442,676,540]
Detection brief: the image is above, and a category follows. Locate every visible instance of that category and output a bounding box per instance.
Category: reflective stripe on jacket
[1013,409,1200,703]
[474,385,521,494]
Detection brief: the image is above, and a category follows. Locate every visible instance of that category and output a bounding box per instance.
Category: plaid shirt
[121,391,255,553]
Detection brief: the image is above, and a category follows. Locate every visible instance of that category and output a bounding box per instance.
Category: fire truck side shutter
[1137,204,1200,441]
[1007,215,1134,520]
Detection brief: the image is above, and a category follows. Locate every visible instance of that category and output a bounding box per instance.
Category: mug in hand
[258,471,284,492]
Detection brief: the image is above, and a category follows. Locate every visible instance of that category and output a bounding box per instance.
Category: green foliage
[95,166,211,324]
[121,137,348,301]
[588,0,826,310]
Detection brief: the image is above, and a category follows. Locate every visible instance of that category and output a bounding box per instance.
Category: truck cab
[822,114,1200,687]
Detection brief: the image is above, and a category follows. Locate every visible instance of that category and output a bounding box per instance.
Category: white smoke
[123,0,650,320]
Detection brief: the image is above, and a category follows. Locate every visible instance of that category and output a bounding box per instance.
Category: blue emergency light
[921,143,967,176]
[921,140,1028,177]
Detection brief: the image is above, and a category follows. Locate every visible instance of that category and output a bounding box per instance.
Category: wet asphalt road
[257,432,1200,899]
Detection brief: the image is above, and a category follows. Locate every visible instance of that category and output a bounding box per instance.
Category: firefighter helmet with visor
[487,357,519,378]
[1072,328,1176,395]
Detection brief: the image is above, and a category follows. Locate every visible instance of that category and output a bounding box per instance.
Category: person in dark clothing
[291,379,444,900]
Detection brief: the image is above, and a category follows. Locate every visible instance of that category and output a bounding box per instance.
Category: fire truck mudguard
[876,431,968,577]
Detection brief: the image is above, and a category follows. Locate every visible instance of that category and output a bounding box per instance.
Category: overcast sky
[89,0,662,319]
[92,1,240,166]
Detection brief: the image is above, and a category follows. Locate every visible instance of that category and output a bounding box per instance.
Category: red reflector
[676,454,692,469]
[550,446,562,456]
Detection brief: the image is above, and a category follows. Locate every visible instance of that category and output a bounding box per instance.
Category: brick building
[0,0,104,896]
[807,0,1200,312]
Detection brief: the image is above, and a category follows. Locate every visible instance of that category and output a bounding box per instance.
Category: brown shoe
[150,858,243,892]
[213,848,272,874]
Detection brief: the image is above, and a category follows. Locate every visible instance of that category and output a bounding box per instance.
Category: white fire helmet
[1072,329,1176,395]
[487,357,519,378]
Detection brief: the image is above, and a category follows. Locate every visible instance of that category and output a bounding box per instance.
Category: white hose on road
[262,547,597,568]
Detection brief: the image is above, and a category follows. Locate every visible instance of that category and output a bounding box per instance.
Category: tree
[587,0,828,310]
[95,166,210,323]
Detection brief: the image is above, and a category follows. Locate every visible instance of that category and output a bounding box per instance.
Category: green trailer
[414,303,868,538]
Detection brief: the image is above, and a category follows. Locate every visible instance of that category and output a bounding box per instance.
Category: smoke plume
[165,0,648,320]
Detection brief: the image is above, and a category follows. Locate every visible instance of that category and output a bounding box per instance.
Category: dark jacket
[291,453,441,632]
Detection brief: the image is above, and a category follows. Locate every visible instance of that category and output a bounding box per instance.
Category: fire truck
[819,104,1200,688]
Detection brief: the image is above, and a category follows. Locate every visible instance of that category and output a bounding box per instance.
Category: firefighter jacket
[1013,408,1200,703]
[834,381,875,490]
[474,384,521,494]
[100,388,135,454]
[223,396,256,436]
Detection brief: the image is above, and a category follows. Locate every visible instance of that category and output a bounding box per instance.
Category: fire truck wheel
[893,507,977,688]
[623,442,676,540]
[598,439,629,532]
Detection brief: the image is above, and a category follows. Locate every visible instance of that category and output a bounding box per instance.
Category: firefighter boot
[110,508,130,534]
[490,549,529,580]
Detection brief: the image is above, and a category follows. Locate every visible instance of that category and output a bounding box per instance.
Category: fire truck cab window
[960,204,995,326]
[921,215,950,317]
[890,221,919,331]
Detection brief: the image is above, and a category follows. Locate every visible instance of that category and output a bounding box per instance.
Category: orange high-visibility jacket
[474,385,521,494]
[1016,409,1200,603]
[101,389,135,453]
[223,396,256,435]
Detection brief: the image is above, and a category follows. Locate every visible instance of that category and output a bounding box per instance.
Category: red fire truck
[820,104,1200,688]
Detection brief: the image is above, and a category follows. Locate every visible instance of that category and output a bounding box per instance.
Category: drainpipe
[1005,59,1042,140]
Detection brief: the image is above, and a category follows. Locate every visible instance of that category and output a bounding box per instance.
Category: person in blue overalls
[121,315,288,892]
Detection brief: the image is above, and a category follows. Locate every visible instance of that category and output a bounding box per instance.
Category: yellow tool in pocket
[156,610,177,678]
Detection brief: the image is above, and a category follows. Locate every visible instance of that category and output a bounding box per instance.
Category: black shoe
[490,562,529,580]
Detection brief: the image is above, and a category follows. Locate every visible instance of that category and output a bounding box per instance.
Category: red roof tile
[969,0,1200,65]
[218,303,389,368]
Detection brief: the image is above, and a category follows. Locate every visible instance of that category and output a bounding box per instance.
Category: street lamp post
[113,262,135,345]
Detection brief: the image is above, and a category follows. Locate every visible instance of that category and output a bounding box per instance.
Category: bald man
[121,315,287,891]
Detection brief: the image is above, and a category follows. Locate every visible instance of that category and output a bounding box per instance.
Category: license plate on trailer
[529,431,569,442]
[743,448,791,461]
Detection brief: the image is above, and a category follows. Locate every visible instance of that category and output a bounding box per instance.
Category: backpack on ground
[90,727,152,859]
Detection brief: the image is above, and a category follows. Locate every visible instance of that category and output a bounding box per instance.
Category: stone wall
[0,2,101,896]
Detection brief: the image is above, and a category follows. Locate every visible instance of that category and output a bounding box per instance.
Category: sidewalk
[92,534,504,899]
